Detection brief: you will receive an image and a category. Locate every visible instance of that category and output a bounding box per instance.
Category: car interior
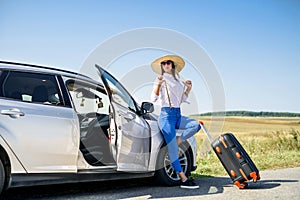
[65,79,116,166]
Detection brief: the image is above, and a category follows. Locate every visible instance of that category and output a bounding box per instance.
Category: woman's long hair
[160,61,178,81]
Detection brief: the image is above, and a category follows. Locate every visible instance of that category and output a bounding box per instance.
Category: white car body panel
[111,102,151,172]
[0,136,26,173]
[0,99,79,173]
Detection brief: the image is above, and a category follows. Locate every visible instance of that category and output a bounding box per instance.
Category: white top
[151,73,188,108]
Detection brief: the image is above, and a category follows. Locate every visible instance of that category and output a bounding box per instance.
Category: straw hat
[151,55,185,74]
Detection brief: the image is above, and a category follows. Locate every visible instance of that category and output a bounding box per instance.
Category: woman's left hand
[185,80,192,90]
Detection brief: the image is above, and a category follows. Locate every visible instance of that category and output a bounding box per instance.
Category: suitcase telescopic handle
[199,121,214,144]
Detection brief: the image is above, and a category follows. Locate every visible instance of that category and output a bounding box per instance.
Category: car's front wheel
[154,142,192,186]
[0,159,5,194]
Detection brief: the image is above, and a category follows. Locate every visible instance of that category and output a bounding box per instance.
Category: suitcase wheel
[234,181,248,189]
[250,172,260,182]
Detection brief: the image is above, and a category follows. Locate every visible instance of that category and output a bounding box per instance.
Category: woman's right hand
[157,76,164,85]
[153,76,164,96]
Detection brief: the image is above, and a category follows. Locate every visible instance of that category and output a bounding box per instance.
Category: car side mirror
[141,102,154,114]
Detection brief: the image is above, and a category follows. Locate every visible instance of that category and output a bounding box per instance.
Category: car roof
[0,60,100,85]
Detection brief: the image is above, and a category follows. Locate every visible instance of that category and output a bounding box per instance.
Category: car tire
[0,159,5,194]
[154,142,192,186]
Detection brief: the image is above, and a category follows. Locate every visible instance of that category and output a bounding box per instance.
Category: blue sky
[1,0,300,113]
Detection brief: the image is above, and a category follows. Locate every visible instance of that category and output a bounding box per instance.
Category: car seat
[32,85,49,103]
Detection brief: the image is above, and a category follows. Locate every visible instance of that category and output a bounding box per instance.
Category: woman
[150,55,201,189]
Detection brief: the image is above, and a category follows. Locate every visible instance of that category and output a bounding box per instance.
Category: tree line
[194,111,300,117]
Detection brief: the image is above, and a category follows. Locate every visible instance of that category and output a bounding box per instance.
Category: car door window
[0,71,64,106]
[101,70,137,113]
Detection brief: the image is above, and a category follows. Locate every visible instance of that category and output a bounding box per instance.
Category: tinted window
[1,71,64,105]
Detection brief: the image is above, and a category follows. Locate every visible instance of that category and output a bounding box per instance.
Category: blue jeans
[158,107,201,173]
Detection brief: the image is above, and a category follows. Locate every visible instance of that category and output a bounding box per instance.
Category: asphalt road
[1,167,299,200]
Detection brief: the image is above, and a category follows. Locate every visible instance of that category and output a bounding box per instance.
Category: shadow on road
[245,179,298,190]
[0,176,297,199]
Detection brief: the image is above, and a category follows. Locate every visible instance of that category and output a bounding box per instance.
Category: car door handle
[1,108,25,118]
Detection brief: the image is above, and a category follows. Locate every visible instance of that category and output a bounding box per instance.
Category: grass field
[191,116,300,177]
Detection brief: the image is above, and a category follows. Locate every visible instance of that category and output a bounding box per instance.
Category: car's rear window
[0,70,64,106]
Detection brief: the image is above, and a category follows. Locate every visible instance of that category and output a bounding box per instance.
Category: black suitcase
[199,121,260,189]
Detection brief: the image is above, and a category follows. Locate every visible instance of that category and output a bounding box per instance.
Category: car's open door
[96,65,151,172]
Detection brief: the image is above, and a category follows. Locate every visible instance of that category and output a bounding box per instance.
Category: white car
[0,61,198,194]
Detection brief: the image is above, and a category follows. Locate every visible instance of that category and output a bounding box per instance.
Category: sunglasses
[161,60,173,66]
